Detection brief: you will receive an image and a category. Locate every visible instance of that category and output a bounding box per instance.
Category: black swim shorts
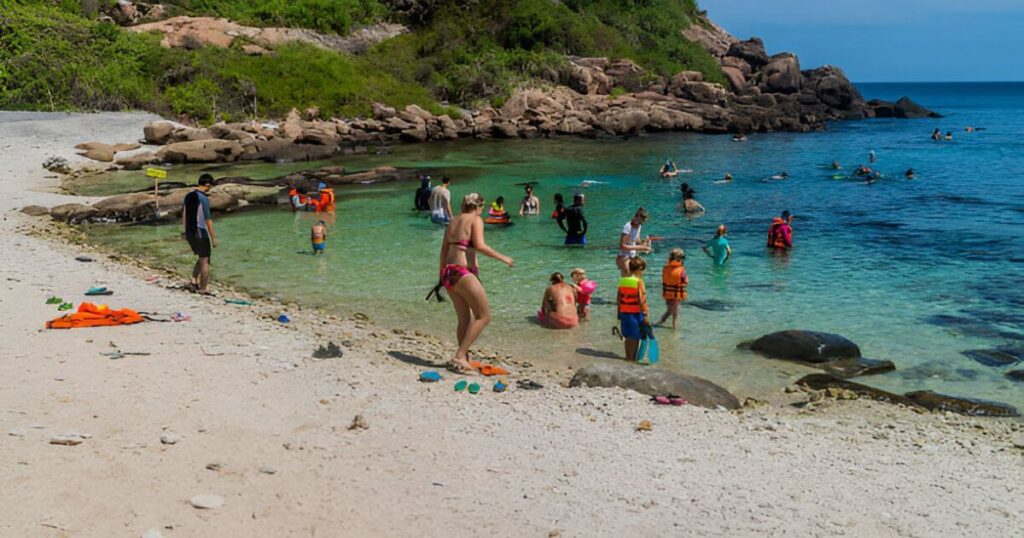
[187,234,211,259]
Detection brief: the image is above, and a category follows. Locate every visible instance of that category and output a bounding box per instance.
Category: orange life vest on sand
[46,302,144,329]
[662,261,688,301]
[767,217,791,249]
[617,276,647,315]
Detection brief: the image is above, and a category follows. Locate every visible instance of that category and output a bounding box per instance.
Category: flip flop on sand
[45,296,62,304]
[468,360,510,376]
[493,379,508,393]
[652,395,672,405]
[467,382,481,394]
[58,302,74,311]
[454,380,468,392]
[517,379,543,390]
[85,287,113,296]
[419,371,442,382]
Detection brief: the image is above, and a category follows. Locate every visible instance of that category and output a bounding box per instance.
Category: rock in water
[1005,370,1024,382]
[894,96,941,118]
[749,330,861,363]
[795,374,921,407]
[821,357,896,378]
[904,391,1019,417]
[961,348,1021,368]
[189,494,224,509]
[568,363,741,410]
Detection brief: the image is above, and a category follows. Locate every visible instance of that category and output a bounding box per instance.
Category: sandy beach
[1,111,1022,537]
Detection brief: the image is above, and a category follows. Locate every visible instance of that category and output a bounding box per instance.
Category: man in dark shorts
[560,193,588,246]
[182,174,217,293]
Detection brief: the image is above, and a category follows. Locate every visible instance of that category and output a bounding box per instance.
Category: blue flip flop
[419,371,442,382]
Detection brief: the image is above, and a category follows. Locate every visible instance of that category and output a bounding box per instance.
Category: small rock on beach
[189,494,225,509]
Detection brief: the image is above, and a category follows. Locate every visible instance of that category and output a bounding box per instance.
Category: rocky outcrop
[795,375,921,408]
[20,205,50,217]
[126,16,408,55]
[568,363,741,410]
[74,142,141,163]
[156,139,243,163]
[749,330,861,363]
[904,391,1019,417]
[820,357,896,378]
[961,346,1021,368]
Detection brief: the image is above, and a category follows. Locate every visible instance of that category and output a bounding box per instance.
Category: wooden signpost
[146,167,167,217]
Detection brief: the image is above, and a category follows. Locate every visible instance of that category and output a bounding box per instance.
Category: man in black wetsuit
[560,193,588,246]
[413,176,432,212]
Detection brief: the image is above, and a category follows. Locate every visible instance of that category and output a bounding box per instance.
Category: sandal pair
[454,380,481,394]
[652,395,687,406]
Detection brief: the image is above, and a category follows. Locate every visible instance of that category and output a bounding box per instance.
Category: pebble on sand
[636,420,653,432]
[140,529,163,538]
[49,433,90,446]
[348,415,369,431]
[160,432,181,445]
[189,494,225,510]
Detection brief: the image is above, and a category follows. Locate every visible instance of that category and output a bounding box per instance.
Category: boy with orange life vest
[767,210,793,250]
[657,248,688,329]
[617,256,650,361]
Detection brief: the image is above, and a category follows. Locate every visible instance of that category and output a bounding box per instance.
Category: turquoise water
[88,82,1024,408]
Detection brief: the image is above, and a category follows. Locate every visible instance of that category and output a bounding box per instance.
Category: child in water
[617,256,649,361]
[657,248,688,329]
[570,267,597,321]
[488,196,510,222]
[311,220,327,255]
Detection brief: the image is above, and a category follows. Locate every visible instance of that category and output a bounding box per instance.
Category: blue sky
[702,0,1024,82]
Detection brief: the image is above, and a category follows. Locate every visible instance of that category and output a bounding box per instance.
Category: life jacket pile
[46,302,144,329]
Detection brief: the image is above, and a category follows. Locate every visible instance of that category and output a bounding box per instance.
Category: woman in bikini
[438,193,514,372]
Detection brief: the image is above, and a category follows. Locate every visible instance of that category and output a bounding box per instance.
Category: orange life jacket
[46,302,144,329]
[662,261,688,301]
[316,188,336,212]
[617,276,646,314]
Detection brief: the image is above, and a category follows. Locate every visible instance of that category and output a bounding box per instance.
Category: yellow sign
[145,168,167,179]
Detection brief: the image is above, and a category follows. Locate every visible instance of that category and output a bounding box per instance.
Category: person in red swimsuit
[438,192,514,372]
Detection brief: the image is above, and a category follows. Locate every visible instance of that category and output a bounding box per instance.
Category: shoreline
[2,111,1022,536]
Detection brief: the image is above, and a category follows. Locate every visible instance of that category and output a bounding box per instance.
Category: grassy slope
[0,0,724,122]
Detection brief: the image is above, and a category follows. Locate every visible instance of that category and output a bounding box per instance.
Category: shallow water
[85,82,1024,409]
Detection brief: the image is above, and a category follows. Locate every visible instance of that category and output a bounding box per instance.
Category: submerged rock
[683,299,738,312]
[904,390,1019,417]
[749,330,861,363]
[568,363,740,410]
[795,374,921,407]
[961,348,1021,368]
[821,357,895,378]
[1006,370,1024,382]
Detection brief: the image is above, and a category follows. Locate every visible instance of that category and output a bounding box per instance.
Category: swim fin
[637,333,649,363]
[645,325,659,365]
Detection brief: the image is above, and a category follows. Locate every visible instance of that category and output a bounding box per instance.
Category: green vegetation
[1,0,725,120]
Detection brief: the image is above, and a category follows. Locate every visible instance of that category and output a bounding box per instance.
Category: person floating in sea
[428,175,453,225]
[560,193,588,246]
[617,208,652,276]
[617,256,650,361]
[538,272,579,330]
[660,159,679,178]
[965,126,975,133]
[487,196,511,224]
[945,130,953,141]
[715,173,734,184]
[679,182,705,214]
[657,248,688,329]
[869,150,877,163]
[182,173,217,294]
[570,267,596,321]
[732,133,747,142]
[931,128,942,141]
[831,160,842,170]
[702,224,732,266]
[768,171,789,180]
[767,210,794,251]
[289,186,314,212]
[854,164,873,177]
[310,220,327,255]
[437,193,514,372]
[905,168,916,179]
[414,175,432,213]
[519,184,540,216]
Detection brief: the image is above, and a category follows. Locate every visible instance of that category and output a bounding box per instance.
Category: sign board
[145,168,167,179]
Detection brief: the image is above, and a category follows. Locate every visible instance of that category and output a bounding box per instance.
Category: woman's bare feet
[447,355,473,374]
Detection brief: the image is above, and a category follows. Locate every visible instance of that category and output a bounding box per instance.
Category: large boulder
[115,151,158,170]
[805,65,863,110]
[604,59,646,92]
[668,81,728,104]
[569,363,741,410]
[894,96,941,118]
[143,120,183,145]
[726,38,769,69]
[20,205,50,217]
[597,109,649,135]
[720,66,747,92]
[157,139,243,163]
[49,203,90,222]
[242,139,341,162]
[904,391,1019,417]
[759,54,803,94]
[75,142,116,162]
[209,183,280,204]
[749,330,861,363]
[721,56,752,77]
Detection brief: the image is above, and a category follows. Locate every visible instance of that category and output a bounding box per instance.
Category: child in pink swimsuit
[571,267,596,321]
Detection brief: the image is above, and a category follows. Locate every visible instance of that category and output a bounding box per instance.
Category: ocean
[83,82,1024,409]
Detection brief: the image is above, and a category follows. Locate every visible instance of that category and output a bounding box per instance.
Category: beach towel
[46,302,145,329]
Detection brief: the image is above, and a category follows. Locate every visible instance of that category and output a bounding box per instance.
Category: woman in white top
[616,207,652,276]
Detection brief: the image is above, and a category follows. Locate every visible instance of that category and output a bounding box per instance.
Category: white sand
[1,111,1021,537]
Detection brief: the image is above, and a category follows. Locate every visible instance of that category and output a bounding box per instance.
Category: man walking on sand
[182,173,217,294]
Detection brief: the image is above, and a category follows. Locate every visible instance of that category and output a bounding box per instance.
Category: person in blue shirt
[702,224,732,266]
[182,174,217,293]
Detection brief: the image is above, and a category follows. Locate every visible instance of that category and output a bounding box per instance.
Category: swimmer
[657,248,688,329]
[767,211,794,250]
[965,126,974,133]
[679,182,705,213]
[570,268,596,320]
[732,133,748,142]
[770,171,789,180]
[831,161,842,170]
[428,176,453,225]
[560,193,587,246]
[869,150,877,163]
[413,175,432,212]
[702,225,732,266]
[552,193,566,223]
[580,179,607,187]
[660,159,679,178]
[310,220,327,255]
[538,272,579,330]
[905,168,916,179]
[715,173,734,184]
[519,184,540,216]
[945,131,953,141]
[931,128,942,141]
[854,165,873,177]
[488,196,510,222]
